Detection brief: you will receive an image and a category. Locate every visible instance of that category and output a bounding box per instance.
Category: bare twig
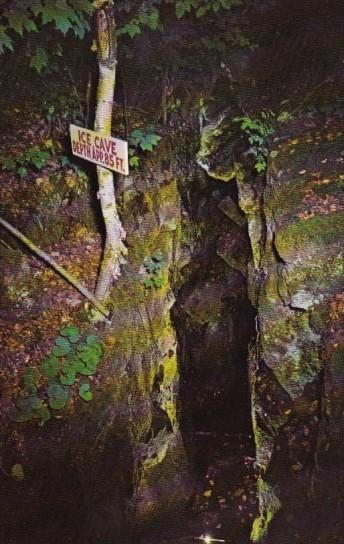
[0,216,109,317]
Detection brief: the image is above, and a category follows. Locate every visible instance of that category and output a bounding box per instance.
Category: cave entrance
[172,176,257,541]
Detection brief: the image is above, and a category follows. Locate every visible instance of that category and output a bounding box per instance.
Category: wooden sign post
[70,124,129,175]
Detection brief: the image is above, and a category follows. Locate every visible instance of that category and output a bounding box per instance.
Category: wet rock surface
[238,117,344,543]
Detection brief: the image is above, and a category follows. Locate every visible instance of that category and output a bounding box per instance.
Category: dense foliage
[0,0,247,72]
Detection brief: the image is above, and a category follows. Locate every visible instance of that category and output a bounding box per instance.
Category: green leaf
[196,5,208,17]
[52,345,71,357]
[4,8,37,37]
[78,383,92,402]
[277,111,292,123]
[69,0,94,15]
[153,276,164,289]
[176,0,191,18]
[61,155,72,167]
[143,277,154,289]
[55,336,70,348]
[86,334,101,346]
[80,348,100,366]
[60,326,80,337]
[0,25,13,54]
[129,155,140,168]
[139,133,161,152]
[29,149,50,169]
[37,405,51,426]
[23,367,40,390]
[60,372,76,385]
[47,384,69,410]
[40,357,61,377]
[47,384,64,397]
[255,159,267,173]
[78,364,96,376]
[29,394,44,411]
[119,22,141,38]
[64,354,84,373]
[30,47,49,74]
[48,398,65,410]
[17,166,28,178]
[130,129,144,146]
[212,0,221,12]
[152,252,163,262]
[146,7,159,30]
[17,394,41,411]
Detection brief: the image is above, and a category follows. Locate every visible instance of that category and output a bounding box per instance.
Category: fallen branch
[0,216,109,318]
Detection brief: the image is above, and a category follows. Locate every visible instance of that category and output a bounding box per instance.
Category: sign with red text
[70,124,129,175]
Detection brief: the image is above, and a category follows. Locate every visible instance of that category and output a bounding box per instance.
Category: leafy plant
[175,0,242,19]
[234,111,276,173]
[0,1,94,70]
[130,127,161,152]
[0,140,55,178]
[129,126,161,168]
[276,110,293,123]
[12,325,104,425]
[79,382,93,402]
[234,109,293,172]
[117,6,160,38]
[143,276,165,289]
[143,252,165,290]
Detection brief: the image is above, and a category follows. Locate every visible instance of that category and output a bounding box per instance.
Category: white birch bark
[93,1,127,302]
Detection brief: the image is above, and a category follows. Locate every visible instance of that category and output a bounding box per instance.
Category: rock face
[197,111,344,543]
[238,118,344,543]
[0,146,192,543]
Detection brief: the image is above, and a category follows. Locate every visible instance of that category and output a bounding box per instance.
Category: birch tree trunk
[93,0,127,302]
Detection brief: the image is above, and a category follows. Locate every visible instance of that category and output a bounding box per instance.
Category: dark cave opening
[169,173,258,541]
[173,265,255,474]
[174,172,256,463]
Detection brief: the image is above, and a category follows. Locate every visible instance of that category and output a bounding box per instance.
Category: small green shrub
[129,126,161,168]
[143,252,165,289]
[234,111,275,173]
[234,109,293,173]
[12,326,104,425]
[0,140,55,178]
[117,6,160,38]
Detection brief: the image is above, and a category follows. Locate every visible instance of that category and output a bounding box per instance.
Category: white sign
[70,124,129,175]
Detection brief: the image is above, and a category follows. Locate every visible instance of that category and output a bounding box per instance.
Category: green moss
[276,212,344,258]
[260,310,321,398]
[159,352,178,429]
[197,115,237,181]
[197,116,228,161]
[250,477,281,542]
[283,253,344,310]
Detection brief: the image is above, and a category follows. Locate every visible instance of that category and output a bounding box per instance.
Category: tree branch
[0,216,109,318]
